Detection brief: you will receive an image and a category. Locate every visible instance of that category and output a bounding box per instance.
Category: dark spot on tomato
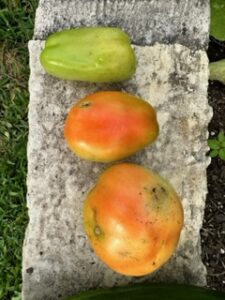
[151,185,169,203]
[152,261,156,265]
[161,186,167,193]
[118,251,139,261]
[91,208,105,238]
[118,251,131,257]
[92,207,99,224]
[79,101,91,108]
[94,225,102,236]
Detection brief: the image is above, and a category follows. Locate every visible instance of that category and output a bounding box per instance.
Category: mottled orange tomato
[64,91,159,162]
[83,163,184,276]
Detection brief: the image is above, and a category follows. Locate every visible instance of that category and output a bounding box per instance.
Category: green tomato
[40,27,136,82]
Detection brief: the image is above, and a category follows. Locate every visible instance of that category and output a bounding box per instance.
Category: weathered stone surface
[22,41,212,300]
[24,0,211,298]
[33,0,209,50]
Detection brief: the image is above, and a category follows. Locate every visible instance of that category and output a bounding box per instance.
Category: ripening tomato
[83,163,184,276]
[64,91,159,162]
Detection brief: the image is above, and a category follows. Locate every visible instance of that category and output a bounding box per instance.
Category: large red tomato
[64,91,159,162]
[83,163,183,276]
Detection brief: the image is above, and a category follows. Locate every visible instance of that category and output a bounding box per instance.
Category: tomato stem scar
[79,101,91,108]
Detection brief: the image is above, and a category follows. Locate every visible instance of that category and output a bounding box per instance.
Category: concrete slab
[33,0,209,50]
[22,41,212,300]
[23,0,211,299]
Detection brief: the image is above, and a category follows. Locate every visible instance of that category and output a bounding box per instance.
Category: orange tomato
[64,91,159,162]
[83,163,184,276]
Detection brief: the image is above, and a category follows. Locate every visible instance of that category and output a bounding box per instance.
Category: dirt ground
[201,38,225,291]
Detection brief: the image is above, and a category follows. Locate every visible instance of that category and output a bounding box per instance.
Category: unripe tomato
[83,163,183,276]
[64,91,159,162]
[40,27,136,82]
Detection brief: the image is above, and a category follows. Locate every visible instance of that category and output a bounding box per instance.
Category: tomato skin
[83,163,184,277]
[40,27,136,82]
[64,91,159,162]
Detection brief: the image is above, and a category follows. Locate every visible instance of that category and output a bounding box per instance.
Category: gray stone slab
[22,41,212,300]
[33,0,209,49]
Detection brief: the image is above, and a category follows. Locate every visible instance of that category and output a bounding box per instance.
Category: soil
[201,37,225,292]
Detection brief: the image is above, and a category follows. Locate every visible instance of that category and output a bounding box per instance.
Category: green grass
[0,1,38,299]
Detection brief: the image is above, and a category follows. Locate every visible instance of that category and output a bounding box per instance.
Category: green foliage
[0,0,38,299]
[209,1,225,85]
[209,59,225,84]
[208,132,225,160]
[210,0,225,41]
[11,292,22,300]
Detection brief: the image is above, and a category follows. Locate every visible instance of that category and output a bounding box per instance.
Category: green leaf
[208,139,220,149]
[210,0,225,41]
[219,148,225,160]
[222,141,225,147]
[209,59,225,84]
[218,131,225,142]
[11,292,22,300]
[209,149,219,157]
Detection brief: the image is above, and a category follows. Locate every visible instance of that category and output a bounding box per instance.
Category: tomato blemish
[92,208,104,238]
[94,225,103,236]
[79,101,92,108]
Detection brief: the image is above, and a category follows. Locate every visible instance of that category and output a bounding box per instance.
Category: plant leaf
[218,131,225,142]
[210,0,225,41]
[209,60,225,84]
[208,139,220,149]
[209,149,219,157]
[11,292,22,300]
[222,141,225,147]
[219,148,225,160]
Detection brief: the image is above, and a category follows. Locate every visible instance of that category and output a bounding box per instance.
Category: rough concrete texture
[33,0,209,50]
[22,41,212,300]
